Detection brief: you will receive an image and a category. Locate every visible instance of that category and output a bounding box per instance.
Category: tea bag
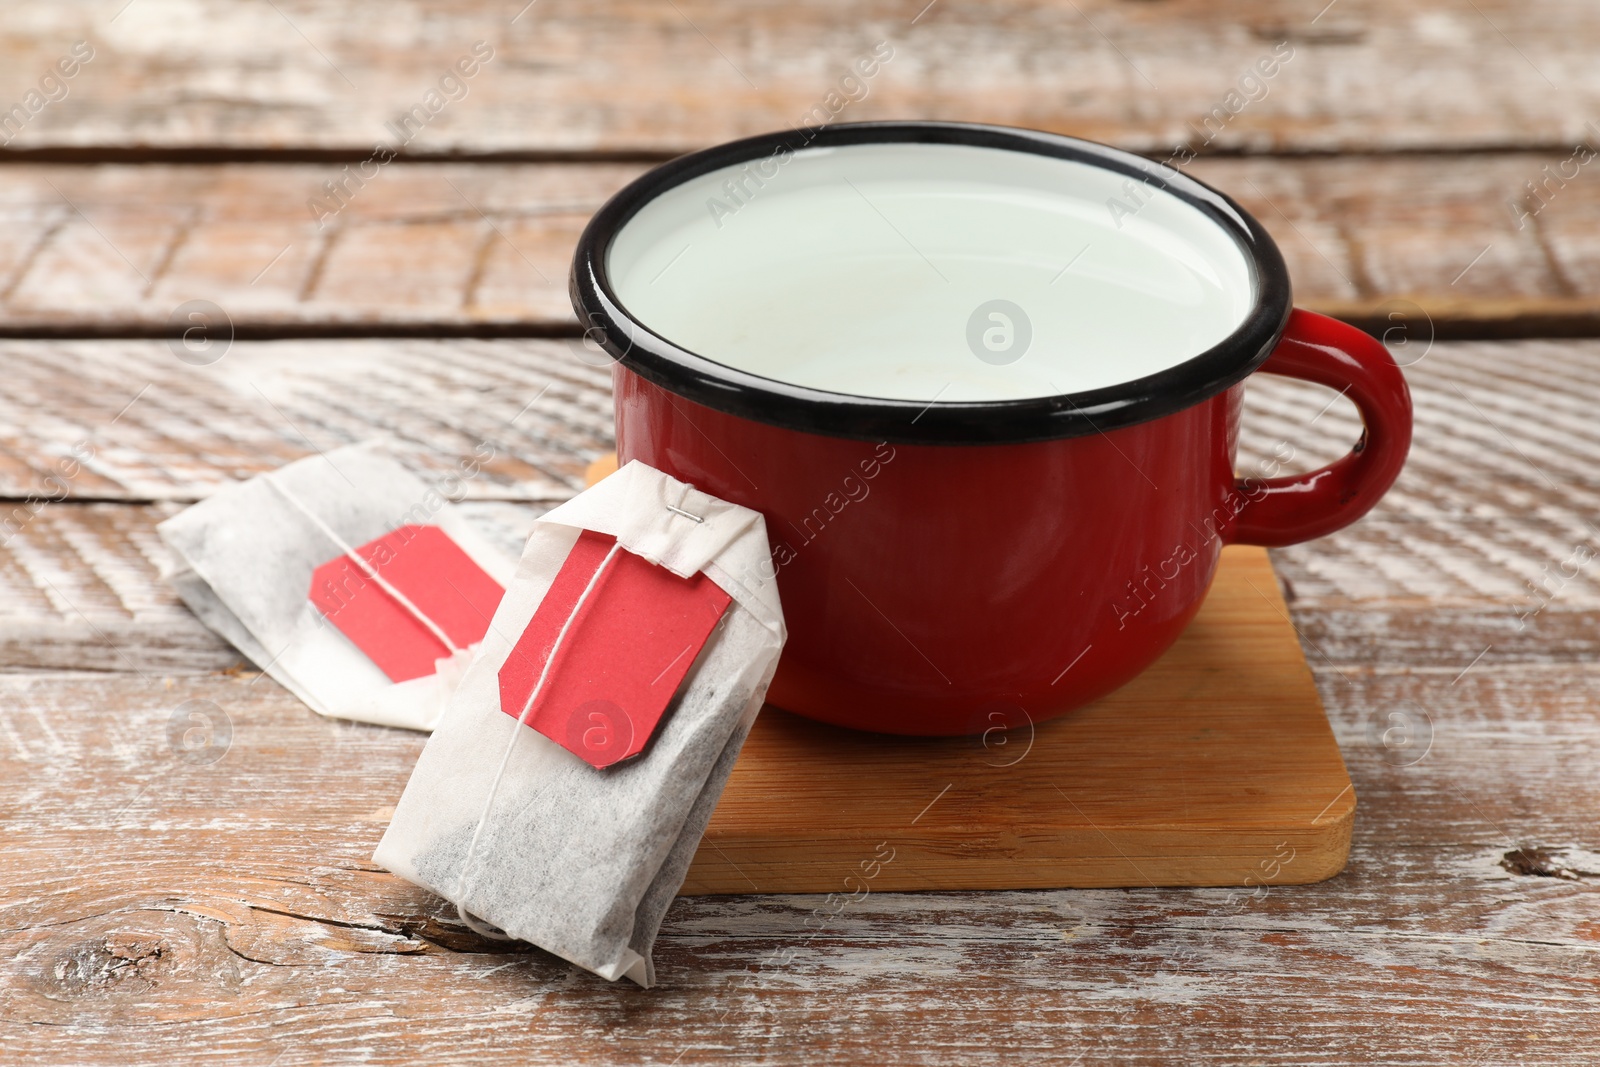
[374,461,785,987]
[159,443,515,731]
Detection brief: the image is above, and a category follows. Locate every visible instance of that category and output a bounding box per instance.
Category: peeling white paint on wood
[1,156,1598,332]
[0,339,612,503]
[4,1,1600,155]
[1,338,1598,615]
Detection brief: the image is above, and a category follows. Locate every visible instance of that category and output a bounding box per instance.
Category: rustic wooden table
[2,3,1598,1064]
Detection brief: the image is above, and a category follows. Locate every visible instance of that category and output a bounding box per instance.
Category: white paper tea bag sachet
[374,460,786,987]
[159,443,515,731]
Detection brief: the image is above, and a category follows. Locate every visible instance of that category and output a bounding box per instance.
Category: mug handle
[1229,308,1413,548]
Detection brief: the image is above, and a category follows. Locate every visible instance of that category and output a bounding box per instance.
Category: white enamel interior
[607,141,1255,403]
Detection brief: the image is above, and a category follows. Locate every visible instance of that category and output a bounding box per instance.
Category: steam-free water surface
[607,142,1255,403]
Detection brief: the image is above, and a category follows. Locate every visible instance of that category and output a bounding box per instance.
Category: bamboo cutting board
[586,457,1355,893]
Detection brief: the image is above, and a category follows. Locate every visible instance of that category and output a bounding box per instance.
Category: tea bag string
[263,473,464,656]
[453,538,625,940]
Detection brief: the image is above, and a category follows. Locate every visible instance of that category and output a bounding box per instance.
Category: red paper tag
[498,529,732,768]
[309,524,505,683]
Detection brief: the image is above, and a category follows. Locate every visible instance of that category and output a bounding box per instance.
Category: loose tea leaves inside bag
[159,443,515,731]
[374,461,786,987]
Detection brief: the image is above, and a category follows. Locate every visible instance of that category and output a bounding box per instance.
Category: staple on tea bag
[374,461,785,987]
[159,443,515,731]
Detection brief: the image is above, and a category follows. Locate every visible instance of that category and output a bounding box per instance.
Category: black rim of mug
[570,121,1294,445]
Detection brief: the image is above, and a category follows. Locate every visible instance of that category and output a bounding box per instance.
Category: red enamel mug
[572,122,1411,736]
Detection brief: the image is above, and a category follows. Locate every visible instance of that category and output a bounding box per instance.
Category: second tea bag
[375,461,785,987]
[159,443,515,731]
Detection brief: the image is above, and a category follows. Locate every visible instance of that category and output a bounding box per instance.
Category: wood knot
[1500,847,1590,881]
[51,932,167,994]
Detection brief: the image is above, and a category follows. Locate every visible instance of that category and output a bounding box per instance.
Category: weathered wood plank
[0,668,1594,1064]
[0,336,1596,672]
[0,163,611,330]
[1241,345,1600,652]
[0,338,613,502]
[9,336,1600,514]
[0,155,1595,332]
[4,1,1600,156]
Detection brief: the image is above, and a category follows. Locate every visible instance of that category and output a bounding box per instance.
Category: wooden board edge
[680,808,1355,894]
